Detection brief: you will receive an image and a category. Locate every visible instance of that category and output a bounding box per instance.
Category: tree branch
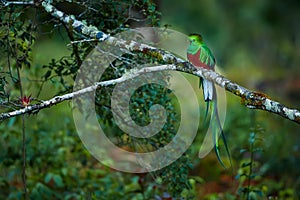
[1,0,299,125]
[1,64,299,124]
[0,65,175,121]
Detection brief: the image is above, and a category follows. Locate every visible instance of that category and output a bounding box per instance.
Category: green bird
[187,33,231,167]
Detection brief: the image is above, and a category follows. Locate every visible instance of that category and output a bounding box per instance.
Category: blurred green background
[159,0,300,198]
[0,0,300,199]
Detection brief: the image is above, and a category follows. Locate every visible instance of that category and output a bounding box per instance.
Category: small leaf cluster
[236,128,265,200]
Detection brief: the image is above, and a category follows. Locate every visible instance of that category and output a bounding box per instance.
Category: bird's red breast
[187,49,214,70]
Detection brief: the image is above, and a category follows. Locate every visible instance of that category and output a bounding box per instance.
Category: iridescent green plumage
[187,34,231,167]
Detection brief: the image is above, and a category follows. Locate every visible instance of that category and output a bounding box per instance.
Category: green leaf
[44,70,51,80]
[0,27,7,40]
[124,182,140,193]
[240,149,247,154]
[7,118,16,128]
[249,132,256,144]
[190,176,205,184]
[53,174,64,188]
[44,173,53,183]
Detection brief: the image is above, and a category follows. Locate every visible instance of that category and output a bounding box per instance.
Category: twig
[1,0,34,6]
[15,36,27,200]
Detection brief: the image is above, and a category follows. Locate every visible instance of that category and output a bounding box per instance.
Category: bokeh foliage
[0,0,192,199]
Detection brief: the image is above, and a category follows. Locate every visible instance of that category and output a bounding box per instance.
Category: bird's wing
[200,45,216,70]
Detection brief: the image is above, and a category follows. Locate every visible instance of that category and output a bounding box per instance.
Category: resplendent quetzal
[187,33,231,167]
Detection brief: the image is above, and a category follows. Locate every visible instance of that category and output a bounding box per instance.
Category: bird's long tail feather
[200,78,213,123]
[211,97,232,168]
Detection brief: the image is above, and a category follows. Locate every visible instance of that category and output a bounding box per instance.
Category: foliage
[233,127,298,200]
[0,0,192,199]
[236,129,265,199]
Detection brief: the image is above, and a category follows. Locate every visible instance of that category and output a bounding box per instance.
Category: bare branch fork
[0,0,299,124]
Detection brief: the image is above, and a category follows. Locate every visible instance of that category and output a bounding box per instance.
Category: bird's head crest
[188,33,203,43]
